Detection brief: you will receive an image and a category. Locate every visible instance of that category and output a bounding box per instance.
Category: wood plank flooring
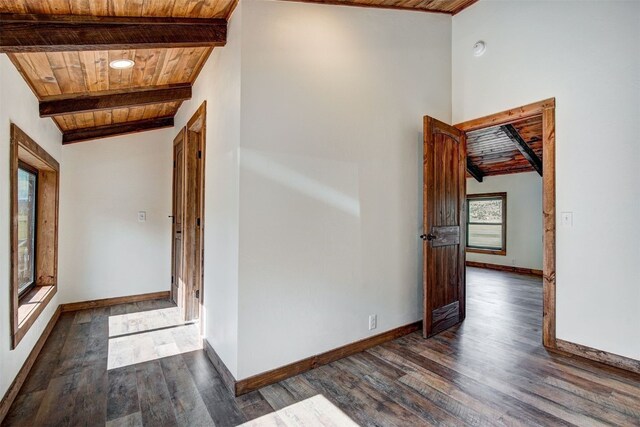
[4,268,640,426]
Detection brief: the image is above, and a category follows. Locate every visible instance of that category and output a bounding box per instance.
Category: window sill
[13,285,56,348]
[466,247,506,256]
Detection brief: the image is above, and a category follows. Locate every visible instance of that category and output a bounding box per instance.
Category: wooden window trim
[10,124,59,349]
[466,192,507,256]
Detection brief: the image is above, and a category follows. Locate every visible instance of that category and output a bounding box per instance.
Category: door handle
[420,233,437,241]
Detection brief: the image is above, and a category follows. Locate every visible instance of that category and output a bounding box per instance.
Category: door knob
[420,233,437,241]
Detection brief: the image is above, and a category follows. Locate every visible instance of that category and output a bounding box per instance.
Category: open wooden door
[422,116,467,338]
[171,129,186,307]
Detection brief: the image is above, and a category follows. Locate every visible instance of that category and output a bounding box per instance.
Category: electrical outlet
[138,211,147,222]
[561,212,573,227]
[368,315,377,331]
[511,258,516,266]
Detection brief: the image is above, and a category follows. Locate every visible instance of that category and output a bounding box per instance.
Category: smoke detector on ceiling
[473,41,486,57]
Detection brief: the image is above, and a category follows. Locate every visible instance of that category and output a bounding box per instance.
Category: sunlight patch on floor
[238,395,359,427]
[107,306,201,370]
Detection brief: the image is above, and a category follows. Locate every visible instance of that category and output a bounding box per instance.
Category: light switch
[561,212,573,227]
[138,211,147,222]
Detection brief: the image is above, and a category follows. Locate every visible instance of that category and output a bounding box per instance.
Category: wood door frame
[186,101,206,321]
[454,98,557,349]
[170,128,186,307]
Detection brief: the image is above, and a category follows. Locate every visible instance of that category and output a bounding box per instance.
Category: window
[17,163,38,297]
[466,193,506,255]
[10,124,59,348]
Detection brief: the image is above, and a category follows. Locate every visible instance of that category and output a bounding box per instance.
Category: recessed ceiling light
[109,59,135,69]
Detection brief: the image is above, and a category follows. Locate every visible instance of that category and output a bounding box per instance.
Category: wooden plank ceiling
[1,0,478,143]
[466,116,543,179]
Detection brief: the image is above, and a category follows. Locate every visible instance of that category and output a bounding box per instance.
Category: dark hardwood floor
[4,268,640,426]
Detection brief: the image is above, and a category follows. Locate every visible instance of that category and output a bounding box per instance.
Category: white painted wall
[466,172,542,270]
[235,0,451,379]
[453,0,640,359]
[0,56,62,398]
[173,4,242,376]
[58,129,174,303]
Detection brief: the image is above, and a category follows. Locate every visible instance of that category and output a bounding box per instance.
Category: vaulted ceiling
[465,116,543,180]
[0,0,479,144]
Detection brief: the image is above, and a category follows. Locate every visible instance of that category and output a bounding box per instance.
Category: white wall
[453,1,640,359]
[173,4,243,376]
[235,0,451,379]
[467,172,542,270]
[58,129,174,303]
[0,56,62,398]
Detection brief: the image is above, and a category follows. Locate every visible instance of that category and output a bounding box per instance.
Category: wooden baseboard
[203,339,237,395]
[60,291,170,312]
[0,305,61,423]
[466,261,543,277]
[204,321,422,396]
[555,339,640,375]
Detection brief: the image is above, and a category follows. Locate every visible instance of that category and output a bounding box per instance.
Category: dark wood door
[171,130,185,307]
[422,116,466,338]
[183,128,203,321]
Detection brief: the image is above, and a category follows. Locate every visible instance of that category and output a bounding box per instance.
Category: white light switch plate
[138,211,147,222]
[561,212,573,227]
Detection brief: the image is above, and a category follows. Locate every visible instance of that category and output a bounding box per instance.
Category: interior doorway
[171,101,207,322]
[422,98,557,348]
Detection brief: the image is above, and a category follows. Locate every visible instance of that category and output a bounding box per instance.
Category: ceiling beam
[466,158,484,183]
[501,124,543,176]
[40,84,192,117]
[0,14,226,52]
[63,117,174,144]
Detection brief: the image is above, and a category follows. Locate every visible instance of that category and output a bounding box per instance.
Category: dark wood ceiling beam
[0,14,226,52]
[466,158,484,183]
[63,117,174,144]
[501,124,543,176]
[40,84,192,117]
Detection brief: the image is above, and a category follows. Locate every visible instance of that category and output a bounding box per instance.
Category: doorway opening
[422,98,556,348]
[171,101,207,322]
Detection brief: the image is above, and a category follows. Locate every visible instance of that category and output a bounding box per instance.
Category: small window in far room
[17,162,38,297]
[466,193,506,256]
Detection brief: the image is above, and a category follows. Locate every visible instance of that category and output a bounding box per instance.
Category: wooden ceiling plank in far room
[0,14,228,53]
[39,83,192,117]
[466,158,484,183]
[501,124,543,176]
[63,116,175,144]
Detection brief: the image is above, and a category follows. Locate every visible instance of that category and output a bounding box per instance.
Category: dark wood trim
[466,261,543,277]
[280,0,459,15]
[204,321,422,396]
[0,305,61,423]
[203,339,236,395]
[457,99,556,351]
[466,158,484,182]
[455,98,555,132]
[10,124,60,349]
[501,124,543,176]
[60,291,170,312]
[62,117,174,144]
[555,339,640,375]
[238,321,421,395]
[466,248,506,256]
[39,84,192,117]
[0,14,227,52]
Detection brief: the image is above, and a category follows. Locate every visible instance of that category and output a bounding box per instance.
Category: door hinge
[196,218,201,227]
[171,275,174,284]
[198,150,202,159]
[173,160,176,168]
[195,289,200,299]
